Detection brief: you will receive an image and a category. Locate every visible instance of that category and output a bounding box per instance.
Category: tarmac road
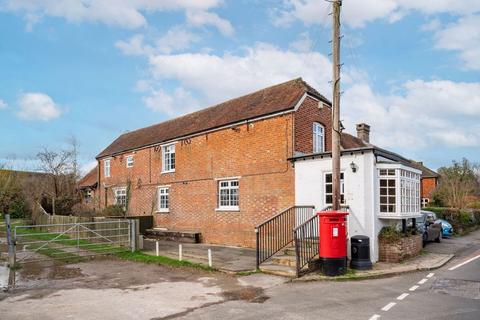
[177,229,480,320]
[0,229,478,320]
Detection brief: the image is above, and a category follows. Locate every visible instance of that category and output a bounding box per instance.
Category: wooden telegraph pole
[331,0,342,211]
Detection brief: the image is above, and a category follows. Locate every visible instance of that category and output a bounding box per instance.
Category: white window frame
[104,159,111,178]
[126,155,134,168]
[162,143,176,173]
[324,172,345,206]
[217,179,239,211]
[313,122,325,153]
[377,165,421,217]
[157,186,170,213]
[114,187,127,208]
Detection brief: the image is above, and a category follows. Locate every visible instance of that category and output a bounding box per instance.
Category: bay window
[378,167,421,216]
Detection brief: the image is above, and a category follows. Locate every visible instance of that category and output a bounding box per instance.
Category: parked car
[417,211,443,246]
[423,211,454,237]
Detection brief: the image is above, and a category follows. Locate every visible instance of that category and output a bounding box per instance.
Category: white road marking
[396,293,409,300]
[426,273,434,278]
[409,285,419,291]
[381,302,397,311]
[448,254,480,271]
[368,314,381,320]
[418,278,428,284]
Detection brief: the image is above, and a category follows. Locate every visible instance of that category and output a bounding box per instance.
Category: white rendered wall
[294,152,380,262]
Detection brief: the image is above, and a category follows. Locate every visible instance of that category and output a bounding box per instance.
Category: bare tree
[37,147,74,215]
[435,158,480,208]
[0,163,15,215]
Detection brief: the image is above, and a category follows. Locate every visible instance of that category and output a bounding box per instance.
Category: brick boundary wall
[378,234,422,263]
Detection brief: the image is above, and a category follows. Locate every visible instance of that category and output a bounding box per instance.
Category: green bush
[102,205,125,217]
[379,226,404,243]
[7,193,30,219]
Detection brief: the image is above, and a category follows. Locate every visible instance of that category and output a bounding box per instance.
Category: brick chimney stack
[356,123,370,143]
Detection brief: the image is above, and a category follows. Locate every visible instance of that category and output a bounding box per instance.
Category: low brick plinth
[379,234,422,263]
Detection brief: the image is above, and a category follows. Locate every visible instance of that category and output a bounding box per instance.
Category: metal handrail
[293,205,350,277]
[255,206,315,269]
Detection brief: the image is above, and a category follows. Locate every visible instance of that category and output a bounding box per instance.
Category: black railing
[255,206,315,269]
[293,214,319,277]
[293,205,349,277]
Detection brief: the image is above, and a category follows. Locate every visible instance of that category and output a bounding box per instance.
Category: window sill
[161,170,175,174]
[216,208,240,212]
[156,210,170,214]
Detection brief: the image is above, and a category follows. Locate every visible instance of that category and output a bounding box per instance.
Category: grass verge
[115,251,216,271]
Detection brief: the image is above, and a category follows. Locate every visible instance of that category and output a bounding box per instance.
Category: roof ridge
[112,78,306,139]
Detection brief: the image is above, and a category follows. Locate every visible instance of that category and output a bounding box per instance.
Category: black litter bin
[350,235,372,270]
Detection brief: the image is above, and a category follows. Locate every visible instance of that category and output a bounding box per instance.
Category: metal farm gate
[12,219,134,265]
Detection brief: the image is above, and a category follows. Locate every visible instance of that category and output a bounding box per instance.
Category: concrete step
[282,246,296,256]
[271,255,297,267]
[260,262,296,277]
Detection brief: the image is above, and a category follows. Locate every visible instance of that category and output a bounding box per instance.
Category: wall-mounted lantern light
[350,161,357,173]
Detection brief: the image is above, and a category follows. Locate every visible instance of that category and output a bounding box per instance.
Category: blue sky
[0,0,479,173]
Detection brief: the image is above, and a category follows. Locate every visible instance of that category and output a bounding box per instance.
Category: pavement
[298,252,454,281]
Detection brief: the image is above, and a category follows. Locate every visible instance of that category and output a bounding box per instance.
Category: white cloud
[289,32,313,52]
[17,92,62,121]
[0,99,7,109]
[143,87,199,117]
[342,79,480,149]
[147,43,333,106]
[433,15,480,70]
[186,10,234,36]
[1,0,229,32]
[116,26,200,57]
[272,0,480,29]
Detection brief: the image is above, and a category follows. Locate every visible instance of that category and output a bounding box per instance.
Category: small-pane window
[325,172,345,205]
[313,123,325,153]
[218,179,239,210]
[114,187,127,207]
[104,159,111,178]
[157,187,169,212]
[126,155,134,168]
[379,178,396,213]
[162,144,175,172]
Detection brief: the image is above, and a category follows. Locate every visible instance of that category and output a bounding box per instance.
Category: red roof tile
[97,78,329,158]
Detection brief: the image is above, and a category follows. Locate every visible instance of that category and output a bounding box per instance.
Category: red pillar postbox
[318,210,348,276]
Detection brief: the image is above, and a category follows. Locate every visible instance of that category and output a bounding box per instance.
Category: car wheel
[435,230,442,243]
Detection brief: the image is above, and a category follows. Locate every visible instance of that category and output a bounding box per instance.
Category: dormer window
[313,122,325,153]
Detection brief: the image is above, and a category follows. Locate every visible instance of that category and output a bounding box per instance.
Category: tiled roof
[340,133,369,149]
[97,78,330,158]
[407,161,439,178]
[78,166,98,188]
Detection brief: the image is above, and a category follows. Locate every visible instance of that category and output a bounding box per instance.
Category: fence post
[156,241,159,257]
[255,227,259,269]
[208,248,212,267]
[130,220,137,253]
[179,244,183,261]
[5,214,16,288]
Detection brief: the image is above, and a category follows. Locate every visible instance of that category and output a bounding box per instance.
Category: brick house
[78,166,99,211]
[91,78,336,247]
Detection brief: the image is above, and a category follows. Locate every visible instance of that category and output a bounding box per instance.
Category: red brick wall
[379,234,422,263]
[96,94,327,248]
[421,177,437,199]
[294,96,332,154]
[98,114,296,247]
